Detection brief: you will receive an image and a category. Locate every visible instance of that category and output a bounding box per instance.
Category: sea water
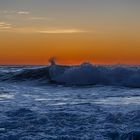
[0,65,140,140]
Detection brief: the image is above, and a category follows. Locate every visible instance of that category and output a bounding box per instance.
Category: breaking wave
[0,63,140,88]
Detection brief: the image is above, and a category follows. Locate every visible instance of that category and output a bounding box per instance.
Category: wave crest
[0,64,140,87]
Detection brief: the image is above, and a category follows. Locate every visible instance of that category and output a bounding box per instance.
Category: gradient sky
[0,0,140,65]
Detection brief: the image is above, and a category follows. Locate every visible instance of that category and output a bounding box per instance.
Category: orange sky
[0,0,140,65]
[0,32,140,65]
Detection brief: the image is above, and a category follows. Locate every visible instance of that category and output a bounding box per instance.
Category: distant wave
[0,63,140,88]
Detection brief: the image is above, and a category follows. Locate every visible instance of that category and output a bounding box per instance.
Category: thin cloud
[2,10,29,15]
[17,11,30,15]
[0,22,12,30]
[37,29,86,34]
[0,26,86,34]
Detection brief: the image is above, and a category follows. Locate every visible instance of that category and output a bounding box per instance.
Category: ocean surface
[0,64,140,140]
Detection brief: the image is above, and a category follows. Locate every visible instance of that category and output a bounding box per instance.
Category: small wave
[0,63,140,88]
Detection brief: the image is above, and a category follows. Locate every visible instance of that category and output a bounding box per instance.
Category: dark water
[0,65,140,140]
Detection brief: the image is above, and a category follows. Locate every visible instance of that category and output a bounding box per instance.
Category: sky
[0,0,140,65]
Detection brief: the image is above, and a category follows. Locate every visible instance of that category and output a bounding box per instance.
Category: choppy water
[0,65,140,140]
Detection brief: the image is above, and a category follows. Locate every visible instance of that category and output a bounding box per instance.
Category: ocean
[0,64,140,140]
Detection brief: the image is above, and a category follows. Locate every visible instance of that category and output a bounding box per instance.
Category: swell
[0,67,51,83]
[0,64,140,88]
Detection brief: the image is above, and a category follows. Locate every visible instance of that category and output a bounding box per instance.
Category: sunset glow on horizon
[0,0,140,65]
